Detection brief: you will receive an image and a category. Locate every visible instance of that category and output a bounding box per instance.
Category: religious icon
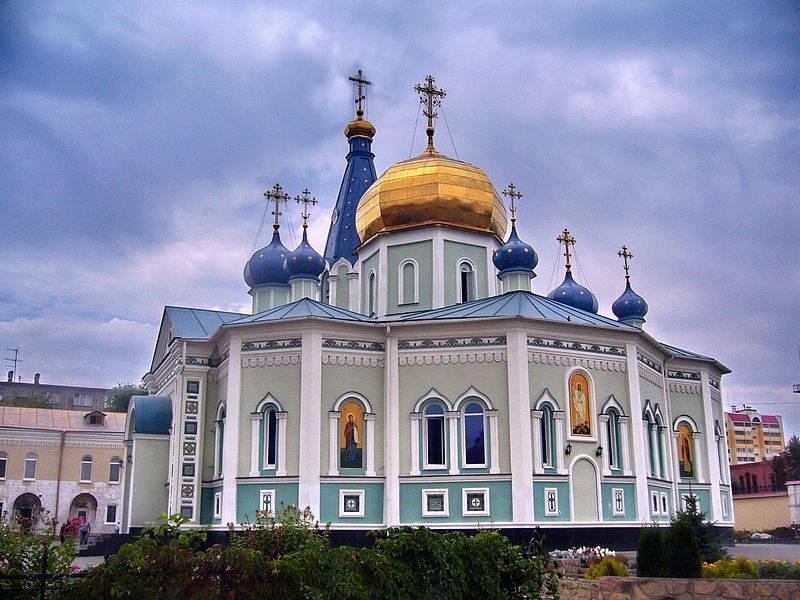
[569,372,592,436]
[677,423,694,478]
[340,400,364,469]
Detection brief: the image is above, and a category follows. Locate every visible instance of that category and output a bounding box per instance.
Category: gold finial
[618,245,634,281]
[348,69,371,118]
[556,228,577,272]
[264,183,290,231]
[414,74,446,153]
[502,183,522,223]
[295,188,318,229]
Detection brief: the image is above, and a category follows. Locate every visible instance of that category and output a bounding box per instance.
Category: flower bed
[703,557,800,580]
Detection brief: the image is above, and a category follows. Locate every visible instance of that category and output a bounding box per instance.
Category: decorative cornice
[242,354,301,368]
[668,382,701,395]
[0,437,60,447]
[527,352,626,372]
[667,370,701,381]
[528,337,625,357]
[399,336,506,350]
[242,338,302,352]
[322,353,384,368]
[399,350,506,366]
[322,338,384,352]
[184,356,209,367]
[637,352,662,373]
[639,366,664,389]
[65,441,124,449]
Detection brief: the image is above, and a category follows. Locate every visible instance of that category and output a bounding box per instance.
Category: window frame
[457,259,477,304]
[461,402,487,468]
[262,406,278,470]
[422,488,449,517]
[540,405,555,469]
[105,505,118,525]
[0,451,7,480]
[367,270,377,316]
[660,492,669,515]
[259,489,275,517]
[109,457,123,484]
[339,489,365,518]
[397,259,419,306]
[651,490,660,515]
[23,453,37,481]
[79,455,93,483]
[461,487,490,517]
[423,403,447,470]
[611,487,625,516]
[213,492,222,519]
[544,487,559,516]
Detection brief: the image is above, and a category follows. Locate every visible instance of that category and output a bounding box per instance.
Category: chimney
[7,371,12,383]
[33,373,40,385]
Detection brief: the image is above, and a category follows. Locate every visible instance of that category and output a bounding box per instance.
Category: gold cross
[414,75,446,150]
[502,183,523,222]
[556,228,577,272]
[295,188,318,228]
[618,245,634,280]
[348,69,371,115]
[264,183,290,231]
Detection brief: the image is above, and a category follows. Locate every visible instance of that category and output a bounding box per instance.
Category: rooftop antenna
[4,347,21,381]
[794,345,800,393]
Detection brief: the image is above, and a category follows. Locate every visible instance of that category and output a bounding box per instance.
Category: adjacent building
[725,406,785,464]
[0,372,111,412]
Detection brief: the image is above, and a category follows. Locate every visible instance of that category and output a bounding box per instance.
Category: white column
[447,411,460,474]
[693,432,705,484]
[531,410,543,474]
[365,413,376,477]
[327,274,338,306]
[700,370,722,520]
[410,413,421,476]
[384,332,401,525]
[249,412,261,476]
[347,272,360,313]
[432,229,444,307]
[213,422,221,478]
[328,412,340,476]
[220,337,242,524]
[625,342,652,521]
[599,414,611,476]
[506,329,535,522]
[620,416,633,476]
[787,481,800,526]
[377,245,389,317]
[487,409,500,474]
[659,427,669,479]
[671,432,682,484]
[276,412,287,476]
[298,331,322,517]
[554,412,566,474]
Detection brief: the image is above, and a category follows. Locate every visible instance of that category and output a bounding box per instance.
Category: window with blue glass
[262,407,278,469]
[424,404,446,468]
[540,405,555,468]
[463,402,486,466]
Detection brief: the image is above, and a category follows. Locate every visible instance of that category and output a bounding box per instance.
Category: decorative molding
[639,367,664,389]
[399,350,506,366]
[321,353,384,368]
[322,338,384,352]
[242,338,302,352]
[637,352,662,373]
[64,441,124,449]
[710,388,721,402]
[668,382,701,395]
[527,352,625,372]
[667,370,701,381]
[399,336,506,350]
[242,354,301,368]
[528,337,625,357]
[184,356,209,367]
[0,437,61,447]
[709,378,720,389]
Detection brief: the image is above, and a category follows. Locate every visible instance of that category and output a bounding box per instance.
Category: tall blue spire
[324,70,377,266]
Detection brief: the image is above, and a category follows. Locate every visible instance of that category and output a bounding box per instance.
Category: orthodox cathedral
[121,73,733,545]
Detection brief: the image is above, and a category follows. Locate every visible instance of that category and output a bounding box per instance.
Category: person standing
[78,519,91,545]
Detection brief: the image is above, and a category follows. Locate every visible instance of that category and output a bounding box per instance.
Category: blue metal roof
[661,343,713,361]
[230,297,374,324]
[129,395,171,435]
[165,306,247,339]
[401,290,634,329]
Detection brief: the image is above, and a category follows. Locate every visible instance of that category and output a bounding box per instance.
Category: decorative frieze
[322,354,384,368]
[528,337,625,357]
[639,367,664,389]
[0,437,61,447]
[637,353,662,373]
[242,338,302,352]
[667,370,701,381]
[668,382,701,395]
[64,441,124,450]
[241,354,301,368]
[322,339,385,352]
[399,336,506,350]
[184,356,209,367]
[527,352,626,372]
[399,350,506,366]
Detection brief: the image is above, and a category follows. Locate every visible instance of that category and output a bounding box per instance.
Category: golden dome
[355,149,508,244]
[344,109,376,139]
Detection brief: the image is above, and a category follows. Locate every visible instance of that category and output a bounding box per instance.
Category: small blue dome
[244,230,290,288]
[548,271,599,313]
[492,223,538,275]
[612,280,648,323]
[286,229,326,280]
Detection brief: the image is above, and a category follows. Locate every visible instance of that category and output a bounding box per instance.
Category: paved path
[729,543,800,561]
[72,555,105,571]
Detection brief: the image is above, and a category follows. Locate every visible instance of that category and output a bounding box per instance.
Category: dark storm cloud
[1,1,798,434]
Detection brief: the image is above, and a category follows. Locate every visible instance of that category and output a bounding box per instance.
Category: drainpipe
[53,430,66,530]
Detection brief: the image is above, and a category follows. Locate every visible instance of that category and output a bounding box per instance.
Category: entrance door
[571,458,599,521]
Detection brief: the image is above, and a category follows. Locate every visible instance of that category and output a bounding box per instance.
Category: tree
[105,382,148,413]
[772,435,800,488]
[0,392,53,409]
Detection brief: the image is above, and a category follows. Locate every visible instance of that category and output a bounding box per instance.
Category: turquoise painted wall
[200,485,223,525]
[237,482,299,523]
[533,481,570,521]
[647,483,673,522]
[600,482,636,521]
[678,487,711,516]
[399,480,512,524]
[320,482,384,524]
[443,240,488,305]
[387,240,433,314]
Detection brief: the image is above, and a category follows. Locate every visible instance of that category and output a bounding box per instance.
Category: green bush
[585,556,627,579]
[636,526,668,577]
[667,514,701,578]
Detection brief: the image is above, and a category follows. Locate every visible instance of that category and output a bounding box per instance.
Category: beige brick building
[0,406,125,533]
[725,406,785,464]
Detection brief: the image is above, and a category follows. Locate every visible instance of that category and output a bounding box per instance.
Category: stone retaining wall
[560,576,800,600]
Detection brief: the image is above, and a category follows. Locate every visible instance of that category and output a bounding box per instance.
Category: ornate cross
[264,183,290,231]
[414,75,446,149]
[556,228,577,272]
[618,245,634,280]
[502,183,523,222]
[349,69,371,115]
[295,188,318,228]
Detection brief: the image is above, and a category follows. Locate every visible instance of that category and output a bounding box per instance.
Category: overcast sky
[1,1,799,435]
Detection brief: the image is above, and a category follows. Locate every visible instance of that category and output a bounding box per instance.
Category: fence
[0,545,85,600]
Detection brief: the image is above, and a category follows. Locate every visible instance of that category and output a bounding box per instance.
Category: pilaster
[700,370,722,520]
[298,331,322,517]
[220,337,242,524]
[625,342,651,521]
[384,332,401,525]
[506,329,534,522]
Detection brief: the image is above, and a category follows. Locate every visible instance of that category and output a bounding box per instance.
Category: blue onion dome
[493,223,538,275]
[285,228,326,279]
[243,229,290,287]
[612,280,648,322]
[548,270,599,313]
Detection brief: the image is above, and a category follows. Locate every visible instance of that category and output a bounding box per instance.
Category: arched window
[605,410,621,470]
[24,453,37,480]
[424,404,446,468]
[655,416,665,477]
[214,405,226,478]
[0,451,7,479]
[676,421,696,479]
[458,261,476,303]
[644,414,655,476]
[540,405,555,468]
[463,403,486,466]
[367,271,376,316]
[80,455,93,482]
[109,457,123,483]
[262,407,278,469]
[398,260,418,305]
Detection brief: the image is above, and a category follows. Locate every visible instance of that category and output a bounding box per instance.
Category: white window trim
[456,259,478,304]
[544,487,559,516]
[423,406,447,470]
[422,489,449,517]
[462,487,490,517]
[262,407,277,470]
[109,459,122,484]
[397,259,419,305]
[651,490,661,515]
[660,492,669,516]
[259,489,275,517]
[611,487,625,516]
[461,403,487,469]
[213,492,222,518]
[339,489,365,518]
[721,493,729,517]
[541,408,554,468]
[0,454,7,480]
[104,505,118,525]
[80,457,93,483]
[367,270,377,316]
[23,456,37,481]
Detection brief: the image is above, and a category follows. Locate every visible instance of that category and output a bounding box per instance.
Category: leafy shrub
[636,526,668,577]
[703,558,800,580]
[585,556,627,579]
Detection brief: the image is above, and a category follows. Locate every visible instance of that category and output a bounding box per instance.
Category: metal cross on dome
[502,183,523,222]
[414,75,446,149]
[557,228,577,272]
[349,69,371,114]
[295,188,318,229]
[264,183,290,231]
[618,245,634,280]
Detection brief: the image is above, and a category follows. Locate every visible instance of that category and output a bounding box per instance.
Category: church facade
[121,75,734,544]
